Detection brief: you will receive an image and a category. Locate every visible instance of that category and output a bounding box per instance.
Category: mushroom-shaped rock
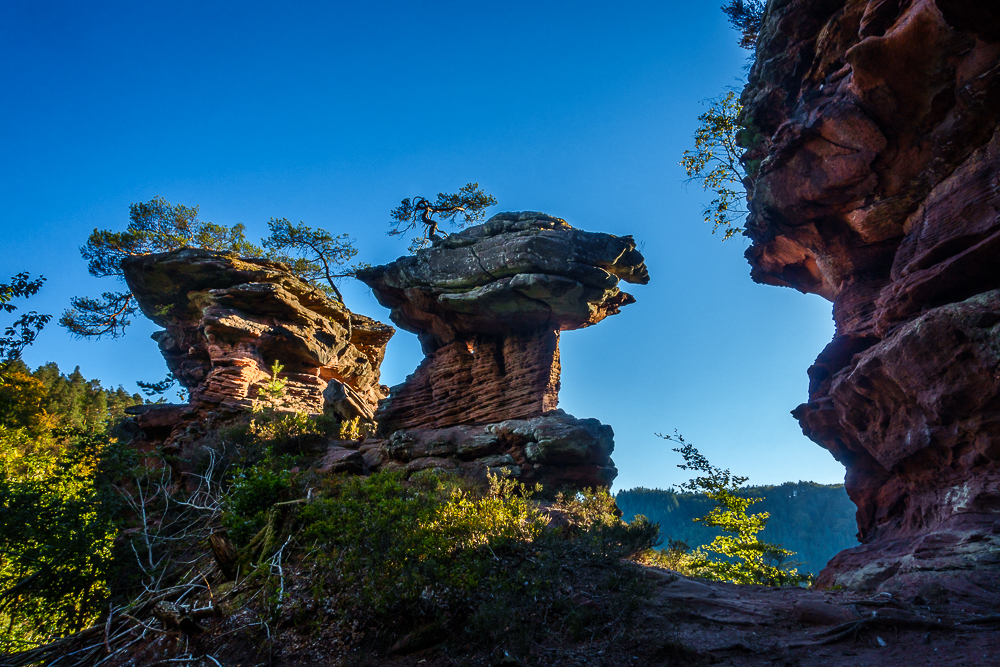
[357,213,648,490]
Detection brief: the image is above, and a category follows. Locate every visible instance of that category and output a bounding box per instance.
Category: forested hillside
[616,482,858,575]
[0,360,144,432]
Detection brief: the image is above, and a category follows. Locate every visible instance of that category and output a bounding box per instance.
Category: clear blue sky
[0,0,840,491]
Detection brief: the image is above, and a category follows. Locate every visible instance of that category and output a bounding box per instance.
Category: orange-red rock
[357,212,649,489]
[123,248,393,419]
[742,0,1000,597]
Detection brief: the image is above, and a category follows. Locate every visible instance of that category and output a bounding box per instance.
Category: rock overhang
[357,212,649,350]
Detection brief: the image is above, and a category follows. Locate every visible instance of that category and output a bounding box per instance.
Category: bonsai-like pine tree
[61,197,264,338]
[389,183,497,250]
[262,218,359,302]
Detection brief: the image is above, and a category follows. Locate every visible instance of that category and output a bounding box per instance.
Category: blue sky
[0,0,840,491]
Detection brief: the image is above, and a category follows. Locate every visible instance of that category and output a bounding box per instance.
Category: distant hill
[616,482,859,576]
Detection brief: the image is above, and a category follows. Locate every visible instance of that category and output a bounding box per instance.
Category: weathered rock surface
[122,247,393,425]
[742,0,1000,597]
[365,411,618,489]
[357,212,648,489]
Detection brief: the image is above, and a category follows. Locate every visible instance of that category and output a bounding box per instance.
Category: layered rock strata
[122,248,394,422]
[357,212,649,488]
[742,0,1000,597]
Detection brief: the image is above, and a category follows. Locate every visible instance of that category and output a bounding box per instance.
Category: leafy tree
[0,273,51,377]
[680,91,748,241]
[0,427,134,648]
[658,432,809,585]
[0,373,48,431]
[679,3,767,242]
[263,218,359,302]
[389,183,497,250]
[721,0,766,50]
[616,482,857,576]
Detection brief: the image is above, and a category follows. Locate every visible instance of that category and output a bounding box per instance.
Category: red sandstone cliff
[741,0,1000,598]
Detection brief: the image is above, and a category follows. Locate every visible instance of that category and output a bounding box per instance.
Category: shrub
[229,472,662,659]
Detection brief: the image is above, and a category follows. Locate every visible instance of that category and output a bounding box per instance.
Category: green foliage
[552,487,662,563]
[0,372,48,431]
[62,197,264,338]
[0,273,51,375]
[1,360,144,433]
[680,91,749,241]
[721,0,765,50]
[617,482,858,577]
[253,360,288,412]
[389,183,497,250]
[654,433,811,586]
[135,374,176,397]
[222,455,297,545]
[262,218,359,302]
[637,538,702,575]
[294,473,541,616]
[223,471,659,657]
[63,197,361,338]
[0,427,136,649]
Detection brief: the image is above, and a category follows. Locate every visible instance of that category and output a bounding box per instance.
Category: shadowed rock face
[742,0,1000,597]
[357,212,649,489]
[122,248,393,421]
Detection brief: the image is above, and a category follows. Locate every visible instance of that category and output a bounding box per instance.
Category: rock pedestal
[742,0,1000,598]
[357,212,649,489]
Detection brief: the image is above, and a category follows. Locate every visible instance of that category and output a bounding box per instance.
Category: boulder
[377,411,619,490]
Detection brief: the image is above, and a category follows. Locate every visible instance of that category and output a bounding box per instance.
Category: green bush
[228,471,661,658]
[222,453,298,546]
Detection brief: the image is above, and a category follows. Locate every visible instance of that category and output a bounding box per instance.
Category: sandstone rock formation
[122,248,393,425]
[741,0,1000,598]
[357,212,649,489]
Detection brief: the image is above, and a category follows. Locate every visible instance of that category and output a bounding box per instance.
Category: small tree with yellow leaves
[660,432,810,586]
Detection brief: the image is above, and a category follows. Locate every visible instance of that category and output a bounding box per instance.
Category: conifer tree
[62,197,358,339]
[389,183,497,250]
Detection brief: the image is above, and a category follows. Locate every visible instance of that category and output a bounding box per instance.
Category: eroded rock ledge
[357,212,649,489]
[122,248,393,432]
[742,0,1000,599]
